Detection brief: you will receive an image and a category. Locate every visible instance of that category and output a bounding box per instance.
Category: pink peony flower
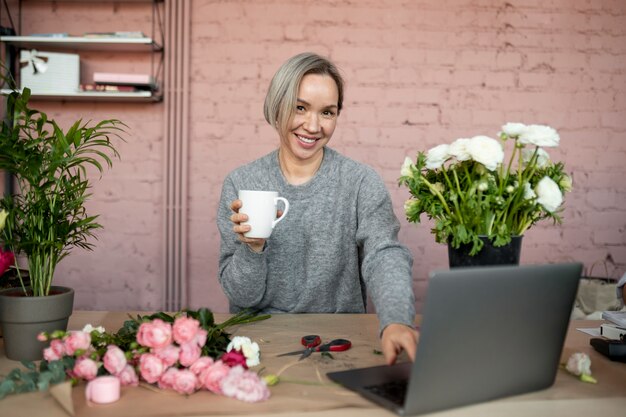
[73,357,99,381]
[172,316,200,345]
[103,345,127,375]
[194,328,208,348]
[154,344,181,367]
[64,331,91,356]
[198,360,231,394]
[220,365,270,403]
[43,339,66,361]
[220,350,248,369]
[117,364,139,387]
[158,367,179,390]
[179,342,201,367]
[172,369,197,395]
[189,356,214,376]
[136,319,172,349]
[139,353,167,384]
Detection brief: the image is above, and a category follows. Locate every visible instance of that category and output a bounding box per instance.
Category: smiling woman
[216,52,418,366]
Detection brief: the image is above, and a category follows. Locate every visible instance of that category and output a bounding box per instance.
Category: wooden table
[0,312,625,417]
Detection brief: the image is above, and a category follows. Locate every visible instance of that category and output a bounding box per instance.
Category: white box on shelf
[20,50,80,93]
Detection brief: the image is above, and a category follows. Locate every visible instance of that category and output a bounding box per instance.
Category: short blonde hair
[263,52,344,137]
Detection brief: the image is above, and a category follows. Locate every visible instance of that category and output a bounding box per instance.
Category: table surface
[1,312,625,417]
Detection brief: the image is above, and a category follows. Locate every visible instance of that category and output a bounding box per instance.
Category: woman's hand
[381,323,419,365]
[230,199,266,252]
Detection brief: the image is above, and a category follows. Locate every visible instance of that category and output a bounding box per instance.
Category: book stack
[81,72,157,94]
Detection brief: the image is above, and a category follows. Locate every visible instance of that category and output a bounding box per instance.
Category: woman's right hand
[229,199,266,253]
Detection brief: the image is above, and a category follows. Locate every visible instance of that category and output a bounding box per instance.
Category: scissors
[277,334,352,360]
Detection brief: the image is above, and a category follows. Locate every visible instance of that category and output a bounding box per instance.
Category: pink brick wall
[8,0,626,314]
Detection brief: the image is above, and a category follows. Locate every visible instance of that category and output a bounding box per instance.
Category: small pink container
[85,376,121,404]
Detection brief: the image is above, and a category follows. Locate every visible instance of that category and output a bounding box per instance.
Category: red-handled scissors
[277,334,352,360]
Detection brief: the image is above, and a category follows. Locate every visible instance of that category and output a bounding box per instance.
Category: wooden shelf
[0,36,162,52]
[1,89,162,102]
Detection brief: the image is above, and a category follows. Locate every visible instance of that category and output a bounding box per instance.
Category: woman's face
[279,73,339,163]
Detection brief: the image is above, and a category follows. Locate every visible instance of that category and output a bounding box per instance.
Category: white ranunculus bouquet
[399,123,572,255]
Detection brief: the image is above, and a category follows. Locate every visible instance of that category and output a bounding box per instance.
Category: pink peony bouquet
[35,310,270,402]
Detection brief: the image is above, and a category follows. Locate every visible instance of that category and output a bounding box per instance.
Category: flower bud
[506,185,515,193]
[0,209,7,230]
[51,330,66,339]
[477,181,488,192]
[559,174,572,192]
[262,374,280,386]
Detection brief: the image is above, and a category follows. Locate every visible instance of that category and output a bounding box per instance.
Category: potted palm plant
[399,123,572,267]
[0,85,124,360]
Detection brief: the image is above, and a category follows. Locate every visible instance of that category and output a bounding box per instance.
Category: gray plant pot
[0,286,74,361]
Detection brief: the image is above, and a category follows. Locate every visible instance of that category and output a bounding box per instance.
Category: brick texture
[6,0,625,315]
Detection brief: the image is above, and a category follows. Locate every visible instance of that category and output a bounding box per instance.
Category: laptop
[327,263,582,416]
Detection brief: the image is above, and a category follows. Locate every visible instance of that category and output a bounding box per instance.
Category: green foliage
[0,358,72,399]
[0,83,125,296]
[399,132,571,255]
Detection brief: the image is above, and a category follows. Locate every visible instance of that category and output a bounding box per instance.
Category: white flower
[448,138,471,161]
[518,124,560,147]
[523,182,536,200]
[82,324,105,334]
[466,135,504,171]
[477,181,488,192]
[400,157,413,177]
[425,144,450,169]
[501,122,527,137]
[522,148,551,168]
[566,353,592,376]
[535,177,563,212]
[227,336,261,368]
[506,185,515,193]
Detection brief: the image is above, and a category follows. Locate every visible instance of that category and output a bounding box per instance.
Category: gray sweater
[217,147,415,331]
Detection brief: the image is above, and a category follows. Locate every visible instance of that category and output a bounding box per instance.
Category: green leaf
[0,379,16,399]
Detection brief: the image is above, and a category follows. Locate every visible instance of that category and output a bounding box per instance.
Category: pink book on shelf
[93,72,154,86]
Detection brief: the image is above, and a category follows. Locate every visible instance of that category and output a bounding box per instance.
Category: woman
[217,52,417,364]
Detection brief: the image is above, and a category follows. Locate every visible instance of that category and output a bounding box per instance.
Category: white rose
[501,122,527,137]
[425,144,450,169]
[518,124,560,147]
[400,156,413,177]
[466,135,504,171]
[535,176,563,212]
[522,148,551,168]
[449,138,471,161]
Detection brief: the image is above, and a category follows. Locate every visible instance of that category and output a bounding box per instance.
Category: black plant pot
[448,236,523,268]
[0,286,74,361]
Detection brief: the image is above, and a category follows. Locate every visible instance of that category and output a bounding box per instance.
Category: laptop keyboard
[363,379,408,406]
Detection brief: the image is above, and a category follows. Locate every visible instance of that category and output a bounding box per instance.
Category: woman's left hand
[381,323,418,365]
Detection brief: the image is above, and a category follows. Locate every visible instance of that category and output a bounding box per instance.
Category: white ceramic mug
[238,190,289,239]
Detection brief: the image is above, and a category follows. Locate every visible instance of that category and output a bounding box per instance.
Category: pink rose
[117,364,139,387]
[43,339,66,361]
[73,357,99,381]
[194,329,208,348]
[172,369,197,395]
[136,319,172,349]
[158,367,179,390]
[103,345,127,375]
[154,344,180,367]
[220,350,248,369]
[198,360,231,394]
[189,356,214,375]
[220,365,270,403]
[172,316,200,345]
[139,353,167,384]
[178,342,201,367]
[64,331,91,356]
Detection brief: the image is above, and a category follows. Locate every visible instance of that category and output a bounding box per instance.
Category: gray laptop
[327,263,582,416]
